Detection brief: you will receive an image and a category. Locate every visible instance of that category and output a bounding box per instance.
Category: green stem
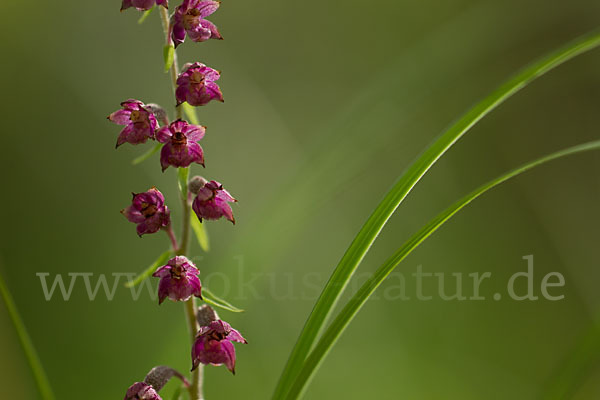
[185,297,202,399]
[178,188,192,257]
[159,7,202,399]
[177,170,201,398]
[0,269,55,400]
[159,6,182,120]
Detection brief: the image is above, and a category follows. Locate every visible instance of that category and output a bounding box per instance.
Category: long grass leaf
[182,103,200,125]
[540,316,600,400]
[137,6,154,24]
[0,269,55,400]
[284,140,600,399]
[273,30,600,399]
[132,143,162,165]
[177,167,189,198]
[202,287,244,313]
[190,215,210,252]
[125,250,173,288]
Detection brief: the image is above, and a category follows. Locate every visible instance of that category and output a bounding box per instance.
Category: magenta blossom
[176,62,223,107]
[172,0,222,48]
[156,119,206,171]
[108,99,158,148]
[152,256,202,305]
[192,320,247,373]
[121,187,171,236]
[124,382,161,400]
[192,180,236,224]
[121,0,167,11]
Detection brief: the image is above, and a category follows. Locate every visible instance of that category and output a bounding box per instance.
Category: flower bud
[188,176,208,195]
[144,366,189,392]
[196,304,218,327]
[144,103,169,126]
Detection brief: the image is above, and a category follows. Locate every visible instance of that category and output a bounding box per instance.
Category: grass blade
[171,386,183,400]
[285,140,600,399]
[163,44,175,73]
[202,287,244,313]
[125,250,173,288]
[177,167,190,198]
[0,268,55,400]
[273,29,600,400]
[540,315,600,400]
[190,214,210,252]
[137,6,155,24]
[182,103,200,125]
[132,143,162,165]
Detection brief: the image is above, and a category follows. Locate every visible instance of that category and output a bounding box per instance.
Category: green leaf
[132,143,162,165]
[125,250,173,288]
[137,6,155,24]
[0,268,55,400]
[177,167,190,198]
[182,102,200,125]
[163,44,175,73]
[284,139,600,400]
[273,29,600,400]
[202,287,244,313]
[171,386,183,400]
[190,214,210,252]
[540,315,600,400]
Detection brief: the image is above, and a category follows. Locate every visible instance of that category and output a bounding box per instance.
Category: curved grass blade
[540,315,600,400]
[284,140,600,399]
[177,167,190,198]
[137,6,155,24]
[202,287,244,313]
[182,103,200,125]
[273,30,600,400]
[132,143,162,165]
[190,214,210,252]
[164,44,175,73]
[125,249,173,288]
[0,269,55,400]
[171,385,183,400]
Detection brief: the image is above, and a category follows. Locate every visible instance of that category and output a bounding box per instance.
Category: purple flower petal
[175,63,223,107]
[191,318,246,373]
[109,99,157,147]
[196,0,220,18]
[192,180,236,223]
[158,120,206,170]
[199,19,222,39]
[121,188,170,236]
[108,109,132,125]
[152,256,202,304]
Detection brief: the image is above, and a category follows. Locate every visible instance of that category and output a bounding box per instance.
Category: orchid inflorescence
[109,1,245,399]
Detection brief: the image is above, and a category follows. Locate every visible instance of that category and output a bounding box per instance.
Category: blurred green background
[1,0,599,398]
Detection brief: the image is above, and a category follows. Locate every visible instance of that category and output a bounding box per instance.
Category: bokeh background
[1,0,600,398]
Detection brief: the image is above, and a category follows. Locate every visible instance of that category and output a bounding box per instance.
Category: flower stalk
[159,6,182,119]
[177,172,203,399]
[112,2,245,400]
